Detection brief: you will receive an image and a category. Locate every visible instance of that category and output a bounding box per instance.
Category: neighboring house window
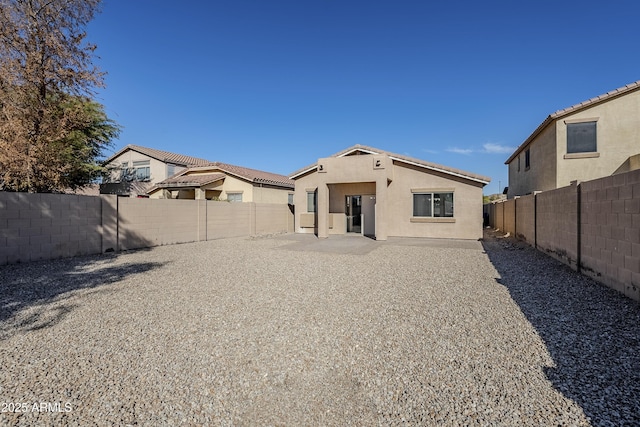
[567,121,597,153]
[413,192,454,217]
[288,193,294,205]
[227,192,242,202]
[307,191,316,213]
[525,149,530,169]
[517,156,520,172]
[133,160,151,181]
[120,162,129,180]
[167,164,176,177]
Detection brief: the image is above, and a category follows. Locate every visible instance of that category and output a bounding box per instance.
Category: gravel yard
[1,230,639,426]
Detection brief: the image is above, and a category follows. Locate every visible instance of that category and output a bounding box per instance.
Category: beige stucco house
[102,144,210,196]
[147,162,294,203]
[290,145,490,240]
[506,80,640,198]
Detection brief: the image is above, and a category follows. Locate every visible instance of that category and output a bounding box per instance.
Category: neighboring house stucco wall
[216,174,255,201]
[106,151,173,185]
[102,145,211,197]
[507,123,557,197]
[507,82,640,198]
[149,169,293,203]
[556,89,640,188]
[253,185,293,204]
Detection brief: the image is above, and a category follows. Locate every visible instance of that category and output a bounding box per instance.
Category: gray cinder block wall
[580,170,640,300]
[0,193,294,265]
[0,192,103,265]
[487,168,640,301]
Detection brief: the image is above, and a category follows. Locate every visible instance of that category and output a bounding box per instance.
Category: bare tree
[0,0,119,192]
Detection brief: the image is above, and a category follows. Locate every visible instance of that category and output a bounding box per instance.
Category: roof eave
[505,116,554,164]
[253,178,294,188]
[336,146,381,157]
[505,80,640,165]
[289,165,318,180]
[103,144,135,165]
[389,156,490,185]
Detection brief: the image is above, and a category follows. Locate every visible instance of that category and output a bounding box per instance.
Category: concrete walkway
[274,233,483,254]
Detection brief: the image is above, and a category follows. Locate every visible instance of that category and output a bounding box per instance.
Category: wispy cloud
[446,142,515,155]
[421,148,439,154]
[447,147,474,155]
[482,143,514,154]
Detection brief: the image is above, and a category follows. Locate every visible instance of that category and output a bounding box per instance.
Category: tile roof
[505,80,640,164]
[152,173,226,189]
[189,162,295,188]
[105,144,210,166]
[289,144,491,184]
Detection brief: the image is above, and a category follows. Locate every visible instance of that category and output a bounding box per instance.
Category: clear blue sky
[89,0,640,195]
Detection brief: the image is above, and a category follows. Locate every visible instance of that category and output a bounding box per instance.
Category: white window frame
[307,191,316,213]
[227,192,243,202]
[133,160,151,181]
[411,191,454,218]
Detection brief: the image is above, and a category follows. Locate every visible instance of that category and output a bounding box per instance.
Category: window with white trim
[133,160,151,181]
[413,192,454,217]
[227,192,243,202]
[307,191,316,213]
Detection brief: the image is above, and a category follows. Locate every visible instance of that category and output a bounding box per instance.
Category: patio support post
[317,183,329,239]
[375,175,388,240]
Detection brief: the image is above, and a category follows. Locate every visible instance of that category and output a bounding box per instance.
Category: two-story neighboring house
[505,80,640,198]
[101,144,210,196]
[147,162,295,203]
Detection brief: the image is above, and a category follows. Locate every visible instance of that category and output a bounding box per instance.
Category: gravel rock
[1,231,638,426]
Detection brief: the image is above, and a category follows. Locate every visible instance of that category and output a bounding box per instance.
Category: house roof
[505,80,640,164]
[289,144,491,185]
[104,144,210,166]
[184,162,295,188]
[150,173,226,190]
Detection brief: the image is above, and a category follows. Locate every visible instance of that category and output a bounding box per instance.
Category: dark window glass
[433,193,454,217]
[413,193,454,217]
[525,149,530,168]
[413,194,432,217]
[135,167,150,180]
[567,121,597,153]
[307,192,316,212]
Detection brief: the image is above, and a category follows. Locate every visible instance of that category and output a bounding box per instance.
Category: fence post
[513,196,520,238]
[534,192,538,249]
[99,194,119,253]
[577,182,582,273]
[250,202,256,236]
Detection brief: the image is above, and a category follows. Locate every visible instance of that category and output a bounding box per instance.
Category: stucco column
[375,176,388,241]
[317,183,329,239]
[195,188,205,200]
